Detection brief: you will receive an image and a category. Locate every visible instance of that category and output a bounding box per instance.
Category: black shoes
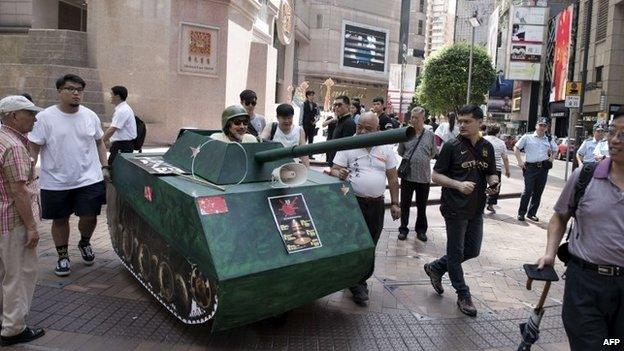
[517,215,525,221]
[416,232,428,242]
[349,285,369,304]
[424,263,444,295]
[486,204,496,213]
[78,243,95,266]
[0,327,45,346]
[457,296,477,317]
[397,232,408,241]
[527,215,540,222]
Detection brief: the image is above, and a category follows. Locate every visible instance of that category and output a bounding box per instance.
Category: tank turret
[107,126,413,331]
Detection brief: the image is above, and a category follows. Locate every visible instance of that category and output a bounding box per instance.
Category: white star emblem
[190,146,201,158]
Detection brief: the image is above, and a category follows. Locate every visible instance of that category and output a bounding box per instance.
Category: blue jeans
[429,216,484,298]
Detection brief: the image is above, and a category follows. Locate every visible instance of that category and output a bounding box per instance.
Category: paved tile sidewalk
[7,170,572,350]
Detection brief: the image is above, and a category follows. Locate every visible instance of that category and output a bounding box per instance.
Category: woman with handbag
[397,107,436,242]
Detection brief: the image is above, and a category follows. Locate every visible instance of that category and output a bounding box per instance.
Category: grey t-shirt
[554,159,624,266]
[250,114,266,136]
[397,129,436,183]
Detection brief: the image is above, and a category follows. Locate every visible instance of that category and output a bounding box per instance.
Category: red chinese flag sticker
[197,196,228,215]
[144,186,153,202]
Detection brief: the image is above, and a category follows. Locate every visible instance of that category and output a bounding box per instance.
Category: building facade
[0,0,403,144]
[453,0,496,46]
[424,0,456,57]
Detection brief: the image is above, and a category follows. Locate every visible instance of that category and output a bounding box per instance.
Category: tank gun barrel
[255,126,415,163]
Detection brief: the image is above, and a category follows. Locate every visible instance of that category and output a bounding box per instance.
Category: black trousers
[108,140,134,167]
[356,196,385,284]
[518,164,549,217]
[399,179,430,235]
[487,170,502,205]
[562,260,624,351]
[303,125,315,145]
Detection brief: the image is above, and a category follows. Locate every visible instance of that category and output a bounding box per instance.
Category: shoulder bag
[398,131,425,178]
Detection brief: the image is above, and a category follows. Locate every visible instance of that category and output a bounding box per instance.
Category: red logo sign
[278,198,299,217]
[144,186,153,202]
[197,196,228,215]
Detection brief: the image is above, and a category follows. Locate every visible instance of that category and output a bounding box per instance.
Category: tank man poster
[268,194,322,254]
[179,22,218,76]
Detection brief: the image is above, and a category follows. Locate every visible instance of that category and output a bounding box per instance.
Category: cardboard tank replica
[107,105,414,331]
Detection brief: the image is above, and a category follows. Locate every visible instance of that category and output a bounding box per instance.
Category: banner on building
[506,6,548,81]
[341,21,389,73]
[487,72,514,113]
[487,6,500,65]
[388,64,417,114]
[178,22,219,77]
[549,5,574,102]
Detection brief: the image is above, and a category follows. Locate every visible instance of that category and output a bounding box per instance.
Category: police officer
[513,117,557,221]
[537,109,624,350]
[576,121,605,166]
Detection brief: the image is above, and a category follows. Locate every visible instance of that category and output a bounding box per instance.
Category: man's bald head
[356,112,379,135]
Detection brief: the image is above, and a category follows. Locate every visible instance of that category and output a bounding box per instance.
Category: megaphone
[271,162,307,187]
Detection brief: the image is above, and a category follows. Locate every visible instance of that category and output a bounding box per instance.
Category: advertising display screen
[488,72,514,113]
[549,5,574,102]
[342,22,388,72]
[506,6,548,81]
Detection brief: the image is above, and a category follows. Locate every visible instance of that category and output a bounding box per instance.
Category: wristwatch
[391,202,399,207]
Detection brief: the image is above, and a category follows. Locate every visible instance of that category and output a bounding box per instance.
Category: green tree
[416,43,496,114]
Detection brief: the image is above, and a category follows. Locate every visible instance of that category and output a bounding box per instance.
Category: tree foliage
[415,43,496,115]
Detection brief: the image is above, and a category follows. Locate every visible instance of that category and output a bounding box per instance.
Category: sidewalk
[8,153,572,351]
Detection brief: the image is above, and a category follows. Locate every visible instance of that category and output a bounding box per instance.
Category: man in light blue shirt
[576,122,605,166]
[513,117,558,222]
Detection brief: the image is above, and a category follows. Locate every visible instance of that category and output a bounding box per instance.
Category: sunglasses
[231,119,249,126]
[244,100,257,107]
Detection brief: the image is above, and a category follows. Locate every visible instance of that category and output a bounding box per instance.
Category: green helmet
[221,105,250,128]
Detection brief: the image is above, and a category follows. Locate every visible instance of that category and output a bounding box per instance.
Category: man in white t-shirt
[28,74,109,277]
[330,112,401,305]
[102,85,137,166]
[239,90,266,137]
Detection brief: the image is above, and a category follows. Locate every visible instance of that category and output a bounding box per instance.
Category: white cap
[0,95,43,114]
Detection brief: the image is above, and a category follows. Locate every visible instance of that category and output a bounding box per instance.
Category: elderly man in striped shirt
[0,95,45,346]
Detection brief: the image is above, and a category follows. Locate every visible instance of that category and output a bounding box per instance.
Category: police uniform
[515,118,558,220]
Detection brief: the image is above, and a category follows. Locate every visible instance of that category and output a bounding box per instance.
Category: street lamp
[466,12,481,105]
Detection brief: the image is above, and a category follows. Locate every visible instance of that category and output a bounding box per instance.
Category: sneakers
[0,327,45,346]
[78,243,95,266]
[423,263,444,294]
[54,258,71,277]
[416,232,428,242]
[517,215,525,221]
[397,231,408,241]
[527,215,540,222]
[486,204,496,213]
[457,296,477,317]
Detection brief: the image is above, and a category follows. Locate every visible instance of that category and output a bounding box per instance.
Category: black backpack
[269,122,278,140]
[557,162,598,264]
[133,115,147,152]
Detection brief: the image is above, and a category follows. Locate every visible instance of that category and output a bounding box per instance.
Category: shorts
[41,181,107,219]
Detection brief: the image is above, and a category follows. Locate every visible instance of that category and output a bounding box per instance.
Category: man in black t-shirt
[324,95,356,166]
[372,97,394,131]
[423,105,499,317]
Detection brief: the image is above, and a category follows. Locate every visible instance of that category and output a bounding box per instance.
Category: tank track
[107,187,218,324]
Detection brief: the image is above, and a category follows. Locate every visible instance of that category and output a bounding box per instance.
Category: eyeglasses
[608,128,624,142]
[231,119,249,126]
[244,100,256,106]
[333,102,344,107]
[61,87,84,93]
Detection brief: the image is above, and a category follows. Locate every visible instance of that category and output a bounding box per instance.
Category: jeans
[429,216,483,298]
[562,261,624,351]
[487,171,502,205]
[518,164,549,217]
[356,196,385,285]
[399,179,430,234]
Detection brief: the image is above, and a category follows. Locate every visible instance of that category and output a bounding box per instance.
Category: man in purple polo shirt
[537,108,624,351]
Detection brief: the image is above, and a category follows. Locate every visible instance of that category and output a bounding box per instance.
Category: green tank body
[107,126,414,331]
